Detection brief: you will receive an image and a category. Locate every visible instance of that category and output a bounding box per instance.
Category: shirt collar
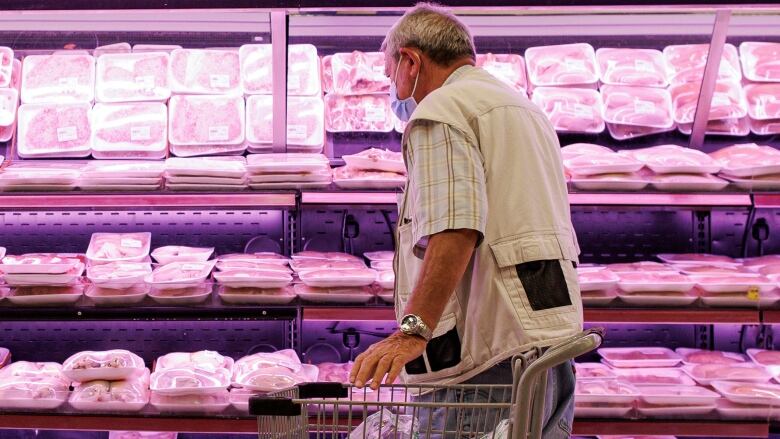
[443,64,475,86]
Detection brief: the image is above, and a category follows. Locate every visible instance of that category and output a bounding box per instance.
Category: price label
[181,263,203,271]
[565,59,587,71]
[120,238,143,249]
[287,124,308,141]
[208,125,229,142]
[134,75,155,90]
[634,99,655,114]
[56,126,78,142]
[58,77,78,88]
[573,104,593,118]
[130,126,152,141]
[364,105,386,122]
[634,59,655,73]
[747,286,760,301]
[209,74,231,89]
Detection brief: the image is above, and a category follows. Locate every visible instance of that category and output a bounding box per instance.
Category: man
[348,3,583,438]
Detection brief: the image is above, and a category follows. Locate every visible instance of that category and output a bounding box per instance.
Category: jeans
[415,359,575,439]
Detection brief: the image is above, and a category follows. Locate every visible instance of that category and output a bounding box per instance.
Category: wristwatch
[399,314,433,341]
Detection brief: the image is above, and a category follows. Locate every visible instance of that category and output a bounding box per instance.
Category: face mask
[390,56,420,122]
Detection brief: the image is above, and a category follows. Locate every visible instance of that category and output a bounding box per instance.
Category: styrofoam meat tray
[682,364,772,386]
[575,363,617,380]
[636,384,720,406]
[611,367,696,386]
[711,381,780,406]
[7,287,84,306]
[598,347,682,368]
[4,262,85,286]
[676,348,747,365]
[293,284,374,304]
[716,399,780,420]
[574,402,633,418]
[691,275,776,294]
[218,286,297,305]
[85,284,150,306]
[574,380,639,405]
[0,390,69,409]
[635,400,716,417]
[616,291,699,307]
[581,289,618,307]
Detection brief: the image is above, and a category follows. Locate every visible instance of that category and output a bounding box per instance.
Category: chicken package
[317,362,353,383]
[95,52,170,103]
[621,144,720,174]
[245,94,325,151]
[676,348,747,366]
[577,268,619,292]
[710,143,780,178]
[600,85,673,129]
[294,284,375,304]
[739,42,780,83]
[330,51,389,95]
[151,246,214,265]
[246,153,329,174]
[16,103,92,158]
[233,360,318,392]
[2,253,83,274]
[531,87,605,133]
[0,46,13,88]
[7,283,86,307]
[150,367,231,396]
[239,44,320,96]
[168,95,245,147]
[81,161,166,179]
[299,268,377,288]
[751,118,780,136]
[525,43,599,87]
[0,361,69,385]
[670,80,747,124]
[69,369,150,412]
[560,143,614,160]
[145,260,216,289]
[133,44,181,53]
[596,48,667,87]
[574,380,639,405]
[150,389,229,413]
[217,252,289,266]
[564,150,643,176]
[575,362,616,380]
[168,49,240,95]
[747,349,780,367]
[683,363,771,386]
[342,148,405,174]
[290,259,367,274]
[21,54,95,103]
[607,123,675,141]
[476,53,527,92]
[663,43,741,85]
[0,369,70,409]
[598,347,682,368]
[154,351,231,373]
[333,166,406,190]
[63,349,146,382]
[0,59,22,142]
[4,260,85,287]
[165,156,247,178]
[679,116,751,137]
[325,94,394,133]
[93,42,132,57]
[232,350,301,381]
[745,83,780,120]
[711,381,780,406]
[214,267,293,289]
[91,102,168,159]
[87,232,152,265]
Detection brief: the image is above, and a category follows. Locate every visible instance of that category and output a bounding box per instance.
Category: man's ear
[398,47,423,79]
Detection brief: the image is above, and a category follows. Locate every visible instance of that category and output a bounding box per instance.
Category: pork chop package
[676,348,747,365]
[330,51,389,95]
[596,47,667,87]
[525,43,599,87]
[600,85,673,129]
[91,102,168,159]
[168,94,245,147]
[325,94,394,133]
[745,83,780,120]
[17,103,92,158]
[21,53,95,103]
[739,42,780,83]
[63,349,146,382]
[96,52,171,103]
[670,80,747,124]
[245,94,325,152]
[239,44,321,96]
[169,49,241,95]
[476,53,527,92]
[663,43,742,86]
[87,261,152,289]
[87,232,152,265]
[531,87,605,133]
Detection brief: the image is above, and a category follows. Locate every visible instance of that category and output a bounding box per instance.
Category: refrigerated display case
[0,2,780,438]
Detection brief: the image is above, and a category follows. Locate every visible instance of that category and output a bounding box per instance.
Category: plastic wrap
[330,51,389,94]
[476,53,527,92]
[63,350,146,382]
[168,49,240,95]
[81,161,165,179]
[217,252,289,266]
[621,144,720,174]
[7,283,85,306]
[710,143,780,178]
[150,367,231,396]
[17,103,92,158]
[298,268,377,288]
[739,42,780,83]
[670,80,747,124]
[525,43,599,87]
[637,384,720,406]
[577,268,619,292]
[575,362,617,379]
[87,232,151,265]
[214,267,293,289]
[0,59,22,142]
[564,152,643,176]
[85,283,150,306]
[691,274,774,294]
[92,102,168,159]
[0,46,13,88]
[617,272,694,293]
[21,54,95,103]
[607,123,675,141]
[96,52,170,102]
[294,284,374,304]
[570,173,649,191]
[148,282,212,305]
[2,253,82,274]
[575,380,639,405]
[751,118,780,136]
[4,262,84,286]
[239,44,320,95]
[218,285,296,305]
[69,369,150,412]
[611,368,695,386]
[333,166,406,190]
[679,116,751,137]
[532,87,605,133]
[676,348,747,365]
[165,156,247,178]
[596,48,667,87]
[560,143,614,160]
[150,390,229,413]
[151,246,214,265]
[245,94,324,150]
[364,251,394,262]
[232,350,318,392]
[246,153,328,175]
[656,253,737,266]
[168,94,245,147]
[376,270,395,290]
[325,94,394,133]
[601,85,673,129]
[745,83,780,120]
[663,43,741,85]
[598,347,681,368]
[649,173,729,192]
[342,148,405,174]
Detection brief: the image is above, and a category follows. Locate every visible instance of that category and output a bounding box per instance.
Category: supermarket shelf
[754,194,780,208]
[0,192,297,210]
[572,419,769,438]
[301,191,399,205]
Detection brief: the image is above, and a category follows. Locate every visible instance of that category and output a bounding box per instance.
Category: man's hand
[349,332,427,390]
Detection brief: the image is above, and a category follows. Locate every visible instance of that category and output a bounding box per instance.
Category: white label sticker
[209,74,230,89]
[120,238,143,249]
[573,104,593,118]
[208,125,229,142]
[634,99,655,114]
[134,75,155,90]
[58,77,78,87]
[56,126,78,142]
[364,105,386,122]
[181,263,203,271]
[565,59,587,71]
[130,126,152,141]
[634,59,654,73]
[287,124,308,141]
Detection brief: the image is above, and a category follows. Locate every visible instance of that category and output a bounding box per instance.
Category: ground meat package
[476,53,527,92]
[17,103,92,158]
[325,94,394,133]
[239,44,321,96]
[169,49,241,95]
[96,52,171,103]
[21,54,95,103]
[739,42,780,83]
[92,102,168,159]
[329,51,389,95]
[525,43,599,87]
[532,87,605,133]
[245,94,325,152]
[596,48,667,87]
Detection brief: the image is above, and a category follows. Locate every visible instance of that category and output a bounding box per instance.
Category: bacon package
[670,80,748,125]
[739,42,780,83]
[663,43,741,85]
[245,94,325,152]
[745,83,780,120]
[532,87,605,133]
[710,143,780,178]
[145,260,216,289]
[476,53,527,92]
[91,102,168,160]
[342,148,405,174]
[239,44,320,95]
[169,49,240,95]
[21,54,95,103]
[325,94,394,133]
[151,246,214,265]
[17,103,92,158]
[168,94,245,147]
[525,43,599,87]
[87,232,151,265]
[96,52,170,103]
[63,349,146,382]
[600,85,673,129]
[330,51,389,95]
[621,144,720,174]
[596,48,667,87]
[683,363,771,386]
[69,369,150,412]
[598,347,682,368]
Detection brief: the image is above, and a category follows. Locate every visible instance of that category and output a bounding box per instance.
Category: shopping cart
[249,328,604,439]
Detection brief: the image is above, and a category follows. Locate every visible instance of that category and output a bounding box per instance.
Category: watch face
[401,315,418,332]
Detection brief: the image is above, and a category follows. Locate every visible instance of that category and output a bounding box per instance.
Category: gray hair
[381,2,476,66]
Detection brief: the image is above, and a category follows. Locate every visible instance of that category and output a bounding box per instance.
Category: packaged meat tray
[476,53,527,92]
[560,143,615,160]
[570,172,648,192]
[575,362,616,380]
[611,367,695,386]
[81,161,165,179]
[716,399,780,420]
[169,143,247,158]
[329,51,389,95]
[725,173,780,191]
[249,181,330,190]
[1,253,83,275]
[636,400,716,418]
[0,46,13,88]
[743,255,780,269]
[600,85,673,129]
[168,49,240,95]
[150,390,229,414]
[150,367,231,396]
[325,94,394,133]
[683,363,771,386]
[656,253,737,266]
[0,59,22,143]
[246,153,328,174]
[17,103,92,158]
[739,42,780,83]
[637,384,720,406]
[531,87,605,134]
[670,80,748,125]
[292,251,362,262]
[596,48,667,87]
[364,251,394,262]
[577,268,619,292]
[621,144,720,175]
[151,246,214,265]
[154,350,232,372]
[21,54,95,103]
[298,268,376,288]
[574,379,639,405]
[217,252,289,267]
[617,272,695,293]
[214,267,293,289]
[744,83,780,121]
[607,123,675,141]
[87,262,151,289]
[63,349,146,383]
[0,348,9,369]
[145,260,216,290]
[6,283,85,306]
[95,52,170,103]
[93,42,132,57]
[649,174,729,192]
[69,370,150,412]
[678,116,751,137]
[317,362,352,383]
[91,102,168,160]
[676,348,747,365]
[294,284,374,304]
[0,381,69,409]
[376,270,394,290]
[148,282,212,305]
[751,118,780,136]
[525,43,599,87]
[598,347,681,368]
[582,289,618,307]
[233,362,318,393]
[342,148,405,174]
[165,156,247,179]
[87,232,151,265]
[747,349,780,367]
[4,261,84,286]
[575,402,634,419]
[165,175,245,187]
[564,151,644,176]
[711,143,780,178]
[218,285,296,305]
[168,95,245,146]
[663,43,741,85]
[248,171,331,184]
[676,264,754,276]
[85,283,150,307]
[245,95,325,150]
[616,290,698,307]
[710,381,780,406]
[691,274,775,294]
[333,166,406,190]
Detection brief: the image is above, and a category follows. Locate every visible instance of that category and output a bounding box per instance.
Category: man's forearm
[403,228,479,331]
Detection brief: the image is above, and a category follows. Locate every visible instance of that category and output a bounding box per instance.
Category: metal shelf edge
[0,193,297,209]
[572,419,769,437]
[0,413,257,434]
[568,193,752,207]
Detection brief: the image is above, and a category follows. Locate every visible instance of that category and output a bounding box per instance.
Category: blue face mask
[390,57,420,122]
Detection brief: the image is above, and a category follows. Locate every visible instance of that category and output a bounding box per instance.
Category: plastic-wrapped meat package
[233,350,318,392]
[218,285,296,305]
[637,385,720,410]
[670,80,747,124]
[364,251,394,262]
[0,161,83,191]
[577,268,619,292]
[0,87,17,127]
[747,349,780,367]
[678,117,750,137]
[692,274,775,295]
[168,95,245,147]
[134,44,181,53]
[739,42,780,82]
[151,389,229,413]
[574,380,639,404]
[349,409,419,439]
[677,348,746,365]
[330,51,389,95]
[0,46,13,88]
[0,361,70,409]
[621,145,720,174]
[476,53,526,92]
[150,367,231,396]
[711,381,780,406]
[246,153,329,175]
[744,83,780,120]
[0,59,22,142]
[214,267,293,289]
[617,271,696,294]
[531,87,605,133]
[683,363,771,386]
[564,151,643,176]
[69,369,150,412]
[216,259,290,273]
[148,282,212,305]
[21,54,95,103]
[82,161,165,179]
[560,143,614,160]
[290,259,367,274]
[575,362,616,379]
[93,43,132,57]
[676,264,755,276]
[317,362,352,383]
[151,246,214,265]
[169,49,240,95]
[742,255,780,269]
[63,350,146,382]
[7,283,86,308]
[91,102,168,159]
[239,44,321,96]
[525,43,599,87]
[601,85,673,129]
[663,43,741,85]
[2,253,83,274]
[217,252,289,266]
[294,284,374,304]
[598,347,682,368]
[17,103,92,158]
[596,48,667,87]
[292,251,363,262]
[4,259,85,287]
[145,260,216,289]
[87,232,151,265]
[165,156,247,179]
[657,253,737,266]
[607,123,674,141]
[299,268,377,288]
[607,261,676,274]
[95,52,170,103]
[342,148,405,174]
[325,94,394,133]
[321,55,333,94]
[245,95,325,151]
[751,118,780,136]
[154,351,231,373]
[710,143,780,178]
[333,166,406,190]
[87,261,151,289]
